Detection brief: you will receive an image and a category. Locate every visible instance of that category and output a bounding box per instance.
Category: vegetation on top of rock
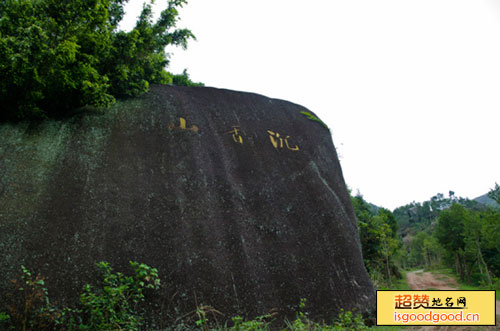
[0,0,196,121]
[300,111,330,131]
[172,69,204,87]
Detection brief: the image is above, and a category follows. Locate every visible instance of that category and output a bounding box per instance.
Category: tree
[422,234,442,267]
[172,69,204,87]
[0,0,195,121]
[351,194,378,270]
[351,194,401,288]
[408,231,427,267]
[435,203,466,280]
[488,183,500,205]
[372,214,399,287]
[478,208,500,280]
[464,211,492,286]
[480,208,500,253]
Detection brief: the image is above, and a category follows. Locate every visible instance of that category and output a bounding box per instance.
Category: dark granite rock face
[0,85,375,323]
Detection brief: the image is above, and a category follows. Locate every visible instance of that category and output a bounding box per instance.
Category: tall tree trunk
[476,238,492,287]
[462,252,470,283]
[455,252,465,281]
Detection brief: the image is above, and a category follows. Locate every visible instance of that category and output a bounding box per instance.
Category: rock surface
[0,85,375,323]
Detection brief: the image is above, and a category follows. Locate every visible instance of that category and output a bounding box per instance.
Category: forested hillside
[351,185,500,292]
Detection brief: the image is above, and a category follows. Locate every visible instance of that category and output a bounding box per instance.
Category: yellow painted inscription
[168,117,199,132]
[267,130,299,151]
[226,126,244,144]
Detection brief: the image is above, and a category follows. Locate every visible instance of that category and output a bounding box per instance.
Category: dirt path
[406,269,458,290]
[404,270,499,330]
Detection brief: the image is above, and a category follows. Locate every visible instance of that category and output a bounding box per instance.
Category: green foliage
[285,307,368,331]
[173,69,204,87]
[1,261,161,330]
[231,314,273,330]
[2,264,374,330]
[0,312,10,329]
[0,0,195,121]
[351,194,401,288]
[434,203,467,279]
[390,270,411,291]
[76,261,161,330]
[393,192,482,235]
[4,265,59,330]
[480,208,500,252]
[435,203,466,252]
[488,182,500,205]
[187,299,370,331]
[194,305,211,329]
[333,309,369,331]
[405,231,443,268]
[394,186,500,289]
[372,214,399,287]
[300,111,330,131]
[283,299,368,331]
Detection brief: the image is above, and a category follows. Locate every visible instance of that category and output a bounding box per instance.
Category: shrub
[1,261,161,330]
[0,0,194,121]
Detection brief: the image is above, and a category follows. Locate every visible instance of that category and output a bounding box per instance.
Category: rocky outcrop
[0,85,374,323]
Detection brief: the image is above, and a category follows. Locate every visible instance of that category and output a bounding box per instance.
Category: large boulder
[0,85,374,323]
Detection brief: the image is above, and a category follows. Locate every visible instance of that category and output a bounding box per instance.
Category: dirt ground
[405,270,499,330]
[406,269,458,290]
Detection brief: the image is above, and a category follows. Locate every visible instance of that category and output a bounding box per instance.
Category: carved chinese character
[168,117,199,132]
[226,126,243,144]
[267,130,299,151]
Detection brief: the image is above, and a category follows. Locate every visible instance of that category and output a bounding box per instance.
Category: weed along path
[405,270,499,330]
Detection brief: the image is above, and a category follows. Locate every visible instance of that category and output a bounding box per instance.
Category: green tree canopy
[351,194,401,287]
[435,203,466,253]
[0,0,195,121]
[488,183,500,205]
[435,203,467,280]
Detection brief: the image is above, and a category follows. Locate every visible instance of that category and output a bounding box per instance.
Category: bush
[1,261,161,330]
[3,265,59,330]
[173,69,204,87]
[1,267,369,330]
[0,0,194,121]
[284,299,369,331]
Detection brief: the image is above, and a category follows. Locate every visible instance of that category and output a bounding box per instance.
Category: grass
[392,270,411,291]
[365,272,408,330]
[378,270,412,291]
[427,267,500,300]
[457,283,500,300]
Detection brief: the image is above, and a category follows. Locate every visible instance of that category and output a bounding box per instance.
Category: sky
[120,0,500,210]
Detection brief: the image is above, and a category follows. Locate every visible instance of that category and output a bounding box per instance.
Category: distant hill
[393,193,485,236]
[474,193,499,208]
